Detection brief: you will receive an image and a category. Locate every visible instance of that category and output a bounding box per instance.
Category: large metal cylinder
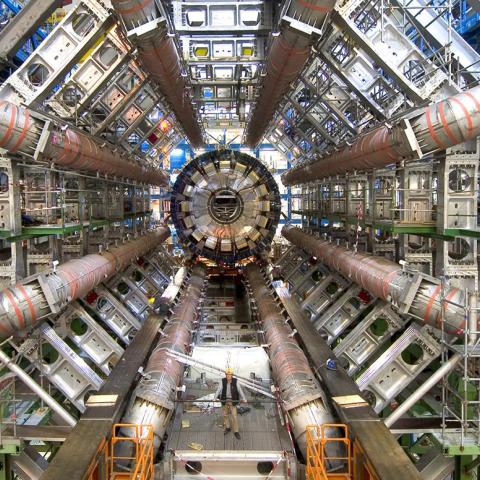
[0,101,169,186]
[0,227,171,338]
[245,262,334,456]
[246,0,335,147]
[126,263,206,447]
[111,0,203,147]
[282,85,480,185]
[171,150,281,263]
[282,225,468,334]
[110,0,158,28]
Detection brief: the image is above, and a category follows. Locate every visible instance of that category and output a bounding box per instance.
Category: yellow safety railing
[306,424,352,480]
[110,424,154,480]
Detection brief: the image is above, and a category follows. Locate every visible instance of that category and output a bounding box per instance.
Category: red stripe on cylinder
[11,110,30,153]
[16,284,36,323]
[463,91,480,114]
[0,104,17,148]
[381,127,397,162]
[57,130,71,164]
[3,288,25,330]
[423,285,441,324]
[297,0,333,11]
[425,106,446,150]
[114,0,153,15]
[450,97,474,139]
[59,266,79,300]
[437,287,459,329]
[382,269,401,299]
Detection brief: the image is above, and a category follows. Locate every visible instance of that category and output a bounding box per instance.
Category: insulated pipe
[0,227,171,338]
[126,263,206,449]
[0,349,77,426]
[245,262,335,456]
[0,102,169,186]
[245,1,336,147]
[112,0,203,147]
[384,291,478,428]
[282,225,469,334]
[282,84,480,185]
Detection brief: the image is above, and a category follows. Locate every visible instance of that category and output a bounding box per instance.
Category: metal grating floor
[166,385,293,453]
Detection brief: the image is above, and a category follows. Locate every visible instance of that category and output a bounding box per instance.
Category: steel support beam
[245,0,336,147]
[282,85,480,185]
[0,227,171,338]
[0,349,76,426]
[0,0,62,65]
[282,225,468,334]
[111,0,203,147]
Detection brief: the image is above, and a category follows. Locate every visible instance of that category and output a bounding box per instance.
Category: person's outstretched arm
[214,383,222,401]
[236,381,247,403]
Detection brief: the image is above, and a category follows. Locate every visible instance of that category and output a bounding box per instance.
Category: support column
[77,177,89,257]
[0,158,26,281]
[397,162,433,274]
[435,142,479,290]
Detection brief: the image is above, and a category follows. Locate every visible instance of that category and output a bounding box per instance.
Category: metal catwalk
[162,275,294,479]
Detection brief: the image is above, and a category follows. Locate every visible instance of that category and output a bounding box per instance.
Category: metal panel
[57,302,124,376]
[0,0,111,106]
[313,285,375,344]
[334,0,455,101]
[12,323,103,412]
[301,272,351,321]
[50,26,132,117]
[356,324,441,413]
[173,1,272,33]
[82,286,142,345]
[106,273,151,321]
[333,301,405,375]
[0,0,62,64]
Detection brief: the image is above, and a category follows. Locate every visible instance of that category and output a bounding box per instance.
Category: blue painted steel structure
[0,0,52,64]
[457,1,480,49]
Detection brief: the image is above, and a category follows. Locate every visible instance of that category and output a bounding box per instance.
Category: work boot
[234,432,241,439]
[224,428,231,435]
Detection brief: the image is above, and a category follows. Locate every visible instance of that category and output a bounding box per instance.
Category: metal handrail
[110,423,154,480]
[306,424,352,480]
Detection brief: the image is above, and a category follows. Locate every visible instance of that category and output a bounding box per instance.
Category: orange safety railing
[306,426,329,480]
[306,424,352,480]
[85,424,154,480]
[352,438,380,480]
[85,437,109,480]
[110,424,154,480]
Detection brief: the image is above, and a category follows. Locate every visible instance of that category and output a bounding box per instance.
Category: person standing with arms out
[214,368,247,439]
